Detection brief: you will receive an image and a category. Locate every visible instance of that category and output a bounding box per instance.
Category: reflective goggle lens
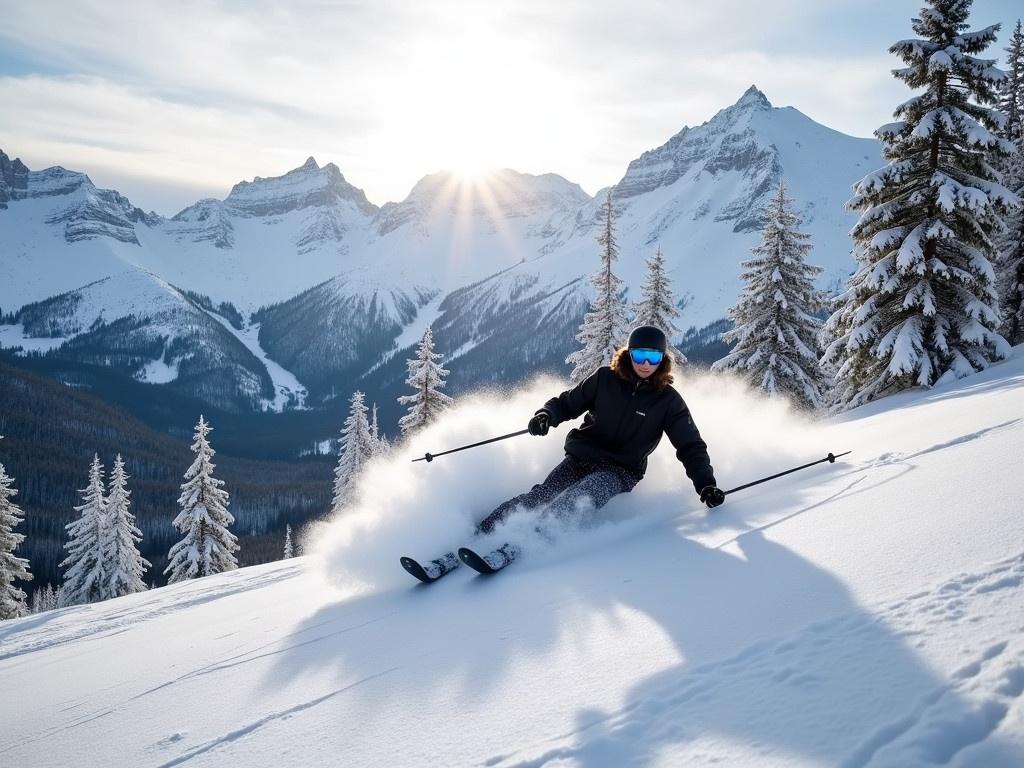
[630,348,664,366]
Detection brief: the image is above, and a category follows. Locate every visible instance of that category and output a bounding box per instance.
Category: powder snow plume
[312,371,832,595]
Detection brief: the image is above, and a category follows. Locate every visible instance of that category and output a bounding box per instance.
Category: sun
[385,10,541,185]
[377,6,573,196]
[436,133,499,182]
[447,161,496,183]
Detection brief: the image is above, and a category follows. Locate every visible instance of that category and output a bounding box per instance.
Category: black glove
[527,410,551,436]
[700,485,726,509]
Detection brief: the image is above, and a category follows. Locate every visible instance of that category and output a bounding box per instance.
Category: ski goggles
[629,348,664,366]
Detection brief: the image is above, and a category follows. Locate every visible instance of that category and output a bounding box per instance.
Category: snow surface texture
[1,350,1023,766]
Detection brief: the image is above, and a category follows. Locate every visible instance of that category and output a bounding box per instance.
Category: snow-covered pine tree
[999,20,1023,139]
[0,457,32,620]
[30,586,45,614]
[712,181,829,409]
[566,190,632,383]
[283,524,294,559]
[631,246,687,364]
[822,0,1017,409]
[30,585,60,618]
[102,454,150,598]
[30,584,57,614]
[331,390,377,511]
[165,416,238,583]
[60,454,106,607]
[369,403,391,457]
[996,19,1024,343]
[398,327,453,437]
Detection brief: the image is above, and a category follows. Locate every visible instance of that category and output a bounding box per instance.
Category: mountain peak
[225,158,377,218]
[735,85,771,110]
[373,168,589,237]
[0,149,31,208]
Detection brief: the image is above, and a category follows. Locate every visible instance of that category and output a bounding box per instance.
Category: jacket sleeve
[541,368,603,427]
[664,393,716,494]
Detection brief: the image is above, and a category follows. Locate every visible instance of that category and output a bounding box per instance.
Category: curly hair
[610,346,675,390]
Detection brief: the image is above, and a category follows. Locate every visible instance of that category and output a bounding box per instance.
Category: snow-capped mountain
[0,157,163,311]
[0,153,382,318]
[616,86,784,210]
[0,158,155,244]
[8,268,277,411]
[246,87,880,412]
[256,169,594,401]
[374,168,590,238]
[252,274,437,401]
[0,86,883,421]
[538,86,880,322]
[224,156,377,219]
[168,157,378,253]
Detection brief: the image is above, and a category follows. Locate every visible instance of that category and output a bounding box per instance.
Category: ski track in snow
[493,553,1024,768]
[126,609,401,703]
[871,419,1023,465]
[151,667,400,768]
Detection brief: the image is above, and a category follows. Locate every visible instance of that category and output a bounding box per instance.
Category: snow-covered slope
[251,273,438,400]
[6,268,277,411]
[3,348,1022,767]
[0,158,156,308]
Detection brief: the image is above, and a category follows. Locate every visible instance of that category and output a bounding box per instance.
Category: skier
[401,325,725,581]
[477,325,724,536]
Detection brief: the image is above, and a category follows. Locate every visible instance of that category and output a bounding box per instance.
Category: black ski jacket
[541,366,716,492]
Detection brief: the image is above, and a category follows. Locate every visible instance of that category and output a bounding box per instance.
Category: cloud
[0,74,355,214]
[1,0,1013,210]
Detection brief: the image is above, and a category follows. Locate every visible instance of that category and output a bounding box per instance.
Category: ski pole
[722,451,852,496]
[412,429,531,463]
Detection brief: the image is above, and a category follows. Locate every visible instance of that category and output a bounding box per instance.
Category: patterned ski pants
[477,455,640,534]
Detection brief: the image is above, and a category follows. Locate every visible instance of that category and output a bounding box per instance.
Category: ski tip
[458,547,498,575]
[400,556,439,583]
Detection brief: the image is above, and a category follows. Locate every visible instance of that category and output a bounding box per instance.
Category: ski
[400,552,460,584]
[457,543,521,575]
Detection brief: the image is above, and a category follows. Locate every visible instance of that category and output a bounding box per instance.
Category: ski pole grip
[424,453,433,463]
[827,452,836,463]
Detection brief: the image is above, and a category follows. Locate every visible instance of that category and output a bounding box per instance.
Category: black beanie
[627,325,667,351]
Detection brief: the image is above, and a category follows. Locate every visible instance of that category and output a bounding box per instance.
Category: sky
[0,0,1020,216]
